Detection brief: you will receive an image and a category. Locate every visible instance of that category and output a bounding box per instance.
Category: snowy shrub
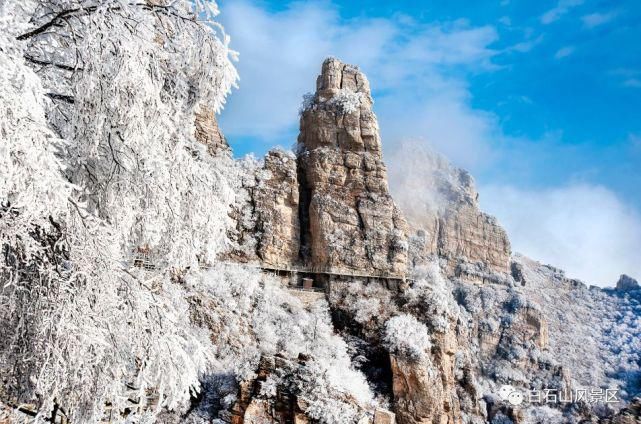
[480,318,500,334]
[454,284,483,314]
[300,92,316,113]
[506,292,527,313]
[431,315,451,333]
[522,406,565,424]
[328,280,397,337]
[299,86,366,115]
[383,314,432,362]
[184,264,376,423]
[328,90,366,114]
[353,296,385,324]
[259,376,280,398]
[403,261,458,333]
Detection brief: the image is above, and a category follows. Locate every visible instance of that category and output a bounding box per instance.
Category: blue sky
[216,0,641,285]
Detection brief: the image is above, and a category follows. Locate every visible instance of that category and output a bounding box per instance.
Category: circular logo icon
[507,391,524,406]
[498,385,524,406]
[498,385,514,401]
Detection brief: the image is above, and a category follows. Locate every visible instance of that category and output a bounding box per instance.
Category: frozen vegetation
[0,2,375,423]
[1,1,639,423]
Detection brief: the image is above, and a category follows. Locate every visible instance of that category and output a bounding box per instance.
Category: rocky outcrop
[226,149,300,266]
[388,145,510,278]
[231,354,395,424]
[297,58,409,276]
[374,408,397,424]
[231,355,310,424]
[195,105,230,155]
[253,150,300,266]
[616,274,639,291]
[389,328,482,424]
[390,355,451,424]
[327,274,483,424]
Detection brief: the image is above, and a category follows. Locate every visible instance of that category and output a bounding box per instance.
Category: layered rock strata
[297,58,409,276]
[227,58,409,277]
[388,145,511,278]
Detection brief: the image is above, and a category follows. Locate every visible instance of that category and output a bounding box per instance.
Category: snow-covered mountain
[0,2,639,424]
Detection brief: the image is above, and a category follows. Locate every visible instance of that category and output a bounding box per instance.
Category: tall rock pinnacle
[297,58,409,275]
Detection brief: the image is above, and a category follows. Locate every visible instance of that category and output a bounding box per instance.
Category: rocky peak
[299,58,379,154]
[316,58,372,102]
[297,58,408,275]
[616,274,639,291]
[388,144,511,279]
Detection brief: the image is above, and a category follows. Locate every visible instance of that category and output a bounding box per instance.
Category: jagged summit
[228,58,514,282]
[617,274,640,291]
[297,58,408,275]
[299,58,377,152]
[315,57,373,102]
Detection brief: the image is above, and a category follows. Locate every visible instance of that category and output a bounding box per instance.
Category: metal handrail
[130,254,408,281]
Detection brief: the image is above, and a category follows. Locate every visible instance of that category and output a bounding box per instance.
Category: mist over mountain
[1,2,639,424]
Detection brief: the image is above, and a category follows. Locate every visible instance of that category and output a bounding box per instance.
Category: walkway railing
[130,253,408,282]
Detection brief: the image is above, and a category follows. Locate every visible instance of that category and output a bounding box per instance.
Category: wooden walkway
[257,263,407,282]
[132,255,408,283]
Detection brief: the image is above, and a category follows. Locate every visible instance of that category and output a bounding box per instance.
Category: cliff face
[227,58,408,277]
[217,58,640,424]
[253,150,301,266]
[387,144,511,280]
[195,105,231,155]
[297,59,408,275]
[225,149,300,266]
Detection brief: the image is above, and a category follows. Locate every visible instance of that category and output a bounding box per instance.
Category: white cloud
[554,46,575,59]
[541,0,584,24]
[217,1,641,286]
[218,0,500,168]
[624,78,641,88]
[581,11,617,28]
[508,34,544,53]
[609,68,641,89]
[378,88,500,171]
[217,2,343,139]
[499,16,512,26]
[480,184,641,286]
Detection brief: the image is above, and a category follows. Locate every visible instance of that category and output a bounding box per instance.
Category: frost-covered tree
[383,314,432,363]
[0,0,240,421]
[1,3,379,423]
[179,264,376,424]
[19,0,239,265]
